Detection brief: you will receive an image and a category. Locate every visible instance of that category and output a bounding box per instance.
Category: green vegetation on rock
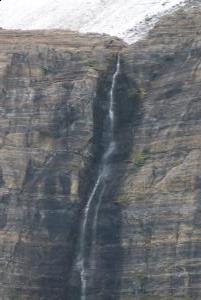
[133,150,150,167]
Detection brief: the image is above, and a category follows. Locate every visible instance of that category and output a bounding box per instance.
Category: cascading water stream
[76,54,121,300]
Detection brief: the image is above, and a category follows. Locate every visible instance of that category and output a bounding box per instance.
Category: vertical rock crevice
[67,54,121,299]
[91,55,142,300]
[67,52,141,300]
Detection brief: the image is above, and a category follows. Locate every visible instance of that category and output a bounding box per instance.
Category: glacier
[0,0,186,43]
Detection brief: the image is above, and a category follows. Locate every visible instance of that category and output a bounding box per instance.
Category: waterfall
[109,54,120,137]
[76,54,121,300]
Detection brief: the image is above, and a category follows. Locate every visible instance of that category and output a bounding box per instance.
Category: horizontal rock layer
[0,29,123,300]
[0,3,201,300]
[119,4,201,300]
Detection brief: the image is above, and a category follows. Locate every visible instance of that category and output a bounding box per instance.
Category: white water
[109,56,121,137]
[77,174,102,300]
[76,55,120,300]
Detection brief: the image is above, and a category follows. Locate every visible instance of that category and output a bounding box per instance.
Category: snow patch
[0,0,186,43]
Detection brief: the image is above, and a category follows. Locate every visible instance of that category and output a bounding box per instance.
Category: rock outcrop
[119,4,201,300]
[0,30,124,300]
[1,3,201,300]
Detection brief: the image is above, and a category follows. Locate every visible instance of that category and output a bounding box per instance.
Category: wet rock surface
[1,3,201,300]
[0,29,123,299]
[119,4,201,300]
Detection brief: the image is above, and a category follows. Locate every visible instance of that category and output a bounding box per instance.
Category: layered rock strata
[0,3,201,300]
[0,29,124,300]
[119,5,201,300]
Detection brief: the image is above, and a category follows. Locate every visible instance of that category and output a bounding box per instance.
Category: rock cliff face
[0,30,124,300]
[1,3,201,300]
[119,5,201,300]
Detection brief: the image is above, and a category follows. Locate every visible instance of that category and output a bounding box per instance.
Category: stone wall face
[119,6,201,300]
[1,4,201,300]
[0,30,123,299]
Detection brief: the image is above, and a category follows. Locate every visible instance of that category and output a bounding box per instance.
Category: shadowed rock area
[0,2,201,300]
